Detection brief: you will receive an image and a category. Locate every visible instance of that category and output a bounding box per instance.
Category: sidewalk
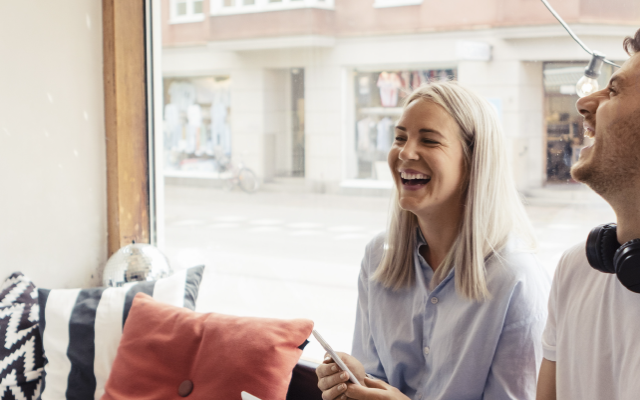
[162,183,615,362]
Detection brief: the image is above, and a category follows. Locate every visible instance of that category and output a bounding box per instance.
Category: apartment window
[373,0,423,8]
[212,0,333,15]
[171,0,205,23]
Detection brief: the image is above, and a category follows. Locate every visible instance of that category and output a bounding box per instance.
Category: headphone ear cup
[586,223,619,274]
[614,239,640,293]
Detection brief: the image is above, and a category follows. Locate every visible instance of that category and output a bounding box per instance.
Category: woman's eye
[395,136,407,142]
[422,139,439,145]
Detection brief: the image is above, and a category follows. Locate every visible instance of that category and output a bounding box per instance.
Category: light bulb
[576,75,599,97]
[576,52,605,98]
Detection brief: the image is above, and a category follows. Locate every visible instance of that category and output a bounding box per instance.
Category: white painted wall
[0,0,106,289]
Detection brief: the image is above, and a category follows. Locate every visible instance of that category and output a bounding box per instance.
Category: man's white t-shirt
[542,242,640,400]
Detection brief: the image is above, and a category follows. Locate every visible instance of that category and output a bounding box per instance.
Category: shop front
[351,68,457,181]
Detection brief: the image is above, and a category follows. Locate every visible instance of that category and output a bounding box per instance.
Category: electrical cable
[539,0,621,68]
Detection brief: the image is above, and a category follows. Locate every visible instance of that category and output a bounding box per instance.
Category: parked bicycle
[215,149,259,193]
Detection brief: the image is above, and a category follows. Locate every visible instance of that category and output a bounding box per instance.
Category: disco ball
[102,242,172,287]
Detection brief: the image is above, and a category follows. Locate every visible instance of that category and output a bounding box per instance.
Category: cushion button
[178,380,194,397]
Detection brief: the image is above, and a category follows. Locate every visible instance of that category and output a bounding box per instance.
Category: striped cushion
[37,265,204,400]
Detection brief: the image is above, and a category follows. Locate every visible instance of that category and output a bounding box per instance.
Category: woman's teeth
[400,172,430,180]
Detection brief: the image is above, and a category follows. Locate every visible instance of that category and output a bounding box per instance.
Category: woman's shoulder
[361,230,388,274]
[489,239,550,279]
[486,240,551,320]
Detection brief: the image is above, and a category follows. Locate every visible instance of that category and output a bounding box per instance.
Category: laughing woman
[317,81,550,400]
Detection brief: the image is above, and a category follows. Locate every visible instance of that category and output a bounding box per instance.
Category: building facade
[160,0,639,193]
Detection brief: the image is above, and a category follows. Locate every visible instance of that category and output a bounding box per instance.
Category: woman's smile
[398,169,431,191]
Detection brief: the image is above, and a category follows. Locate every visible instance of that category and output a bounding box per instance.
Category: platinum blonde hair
[372,81,536,301]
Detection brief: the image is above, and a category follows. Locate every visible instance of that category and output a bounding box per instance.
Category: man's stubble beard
[571,115,640,197]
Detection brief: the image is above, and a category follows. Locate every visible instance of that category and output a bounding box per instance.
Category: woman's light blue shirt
[352,230,550,400]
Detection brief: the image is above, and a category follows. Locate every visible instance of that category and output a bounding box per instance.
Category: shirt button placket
[431,297,438,304]
[423,346,430,355]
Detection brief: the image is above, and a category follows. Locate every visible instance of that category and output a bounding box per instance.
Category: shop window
[542,62,615,183]
[351,69,456,181]
[163,76,232,179]
[211,0,334,15]
[374,0,423,8]
[170,0,205,23]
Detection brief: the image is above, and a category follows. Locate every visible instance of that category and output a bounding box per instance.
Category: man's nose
[576,91,599,118]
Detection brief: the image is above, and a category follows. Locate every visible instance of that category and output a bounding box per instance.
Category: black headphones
[586,223,640,293]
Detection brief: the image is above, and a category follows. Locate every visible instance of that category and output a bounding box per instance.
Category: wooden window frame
[103,0,155,257]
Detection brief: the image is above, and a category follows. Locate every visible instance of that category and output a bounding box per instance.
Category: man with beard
[536,28,640,400]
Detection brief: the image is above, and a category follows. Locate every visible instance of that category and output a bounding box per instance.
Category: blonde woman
[317,81,550,400]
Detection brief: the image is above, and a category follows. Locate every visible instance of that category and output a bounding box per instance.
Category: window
[158,0,628,362]
[542,62,615,183]
[211,0,333,15]
[170,0,205,23]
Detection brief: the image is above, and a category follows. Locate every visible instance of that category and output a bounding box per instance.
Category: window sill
[373,0,423,8]
[169,14,206,24]
[210,4,334,16]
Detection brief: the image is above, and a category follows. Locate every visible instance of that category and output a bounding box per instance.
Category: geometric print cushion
[0,272,44,400]
[37,265,204,400]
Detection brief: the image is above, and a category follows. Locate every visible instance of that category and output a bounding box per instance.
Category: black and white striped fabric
[0,272,44,400]
[37,265,204,400]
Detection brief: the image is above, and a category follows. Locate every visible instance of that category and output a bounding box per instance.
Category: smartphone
[312,329,362,386]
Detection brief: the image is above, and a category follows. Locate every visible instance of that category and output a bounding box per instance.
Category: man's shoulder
[554,241,590,286]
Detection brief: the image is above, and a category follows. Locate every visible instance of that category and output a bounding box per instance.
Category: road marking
[249,219,284,226]
[327,226,364,233]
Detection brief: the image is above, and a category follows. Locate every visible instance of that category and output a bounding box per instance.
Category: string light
[540,0,620,97]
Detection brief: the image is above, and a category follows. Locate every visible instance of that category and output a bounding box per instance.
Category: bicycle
[215,149,259,193]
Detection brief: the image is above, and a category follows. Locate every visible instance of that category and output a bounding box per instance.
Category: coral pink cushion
[102,293,313,400]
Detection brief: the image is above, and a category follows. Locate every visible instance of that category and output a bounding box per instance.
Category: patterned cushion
[0,272,44,400]
[38,265,204,400]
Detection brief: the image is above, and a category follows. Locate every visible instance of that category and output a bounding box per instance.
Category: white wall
[0,0,106,289]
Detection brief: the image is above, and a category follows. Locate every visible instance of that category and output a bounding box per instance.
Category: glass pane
[158,0,625,365]
[176,1,187,16]
[542,62,614,183]
[354,69,455,179]
[193,0,203,14]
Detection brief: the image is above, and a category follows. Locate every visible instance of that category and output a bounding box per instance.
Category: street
[163,184,615,362]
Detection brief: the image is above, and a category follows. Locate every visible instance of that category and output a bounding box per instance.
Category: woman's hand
[345,377,411,400]
[316,352,366,400]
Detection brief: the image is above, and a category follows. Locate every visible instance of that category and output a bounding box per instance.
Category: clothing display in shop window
[376,117,394,153]
[377,72,401,107]
[357,117,376,152]
[358,75,372,107]
[186,104,202,155]
[399,71,411,93]
[211,79,232,155]
[411,71,427,89]
[164,103,181,151]
[168,82,196,113]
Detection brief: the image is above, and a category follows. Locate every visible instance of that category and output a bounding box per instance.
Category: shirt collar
[414,226,456,291]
